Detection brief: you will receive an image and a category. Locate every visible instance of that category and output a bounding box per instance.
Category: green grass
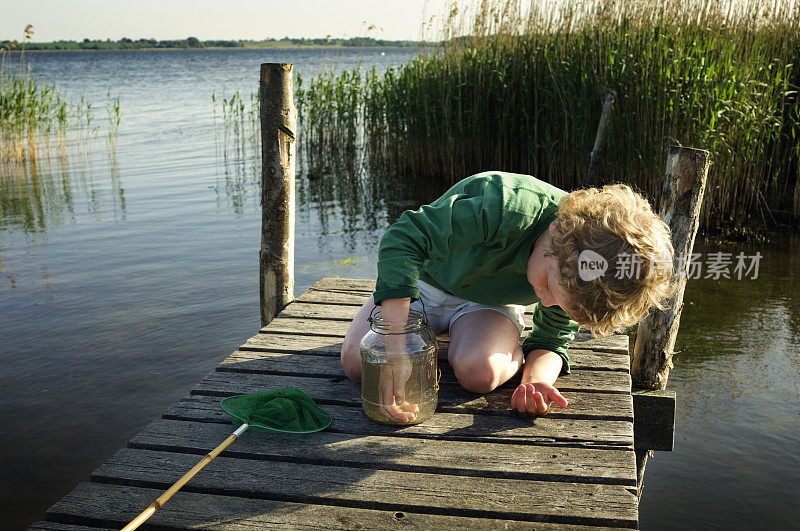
[295,0,800,235]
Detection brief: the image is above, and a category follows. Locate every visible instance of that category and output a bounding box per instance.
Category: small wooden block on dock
[37,278,639,530]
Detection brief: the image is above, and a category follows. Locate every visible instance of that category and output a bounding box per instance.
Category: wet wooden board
[90,448,638,527]
[166,395,633,447]
[237,335,631,371]
[197,362,632,394]
[130,418,636,484]
[43,483,631,530]
[214,351,633,417]
[41,278,639,529]
[28,524,115,531]
[260,314,631,355]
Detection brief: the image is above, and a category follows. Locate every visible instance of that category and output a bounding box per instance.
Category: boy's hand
[376,297,419,423]
[510,382,568,415]
[379,352,419,423]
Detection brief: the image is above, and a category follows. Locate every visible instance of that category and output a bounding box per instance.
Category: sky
[1,0,456,42]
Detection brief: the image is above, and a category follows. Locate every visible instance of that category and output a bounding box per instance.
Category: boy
[340,171,674,422]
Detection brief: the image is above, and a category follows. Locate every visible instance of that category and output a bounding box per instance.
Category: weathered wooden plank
[294,290,548,319]
[632,388,676,452]
[91,448,639,527]
[634,423,674,452]
[238,333,629,370]
[271,305,629,353]
[223,349,630,394]
[570,332,630,354]
[310,277,376,292]
[284,301,554,325]
[260,316,351,336]
[218,357,631,418]
[632,389,676,427]
[262,310,629,354]
[432,339,630,368]
[170,395,633,446]
[200,362,631,396]
[438,388,632,420]
[300,279,630,344]
[46,482,630,530]
[277,301,359,321]
[217,354,632,419]
[239,334,344,353]
[131,418,636,485]
[235,340,629,372]
[28,523,113,531]
[295,288,368,306]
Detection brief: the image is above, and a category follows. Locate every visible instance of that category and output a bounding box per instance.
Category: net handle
[121,423,249,530]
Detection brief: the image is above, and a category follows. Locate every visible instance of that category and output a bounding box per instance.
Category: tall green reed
[106,90,121,151]
[211,87,260,162]
[296,68,363,177]
[297,0,800,234]
[1,28,121,165]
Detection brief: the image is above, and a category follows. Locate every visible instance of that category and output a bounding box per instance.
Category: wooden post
[259,63,296,327]
[631,145,710,497]
[585,89,616,186]
[631,146,709,388]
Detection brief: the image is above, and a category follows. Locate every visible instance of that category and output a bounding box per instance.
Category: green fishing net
[219,386,332,435]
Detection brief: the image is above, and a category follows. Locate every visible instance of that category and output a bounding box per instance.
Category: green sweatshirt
[373,171,579,373]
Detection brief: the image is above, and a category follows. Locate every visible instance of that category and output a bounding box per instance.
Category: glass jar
[359,308,438,425]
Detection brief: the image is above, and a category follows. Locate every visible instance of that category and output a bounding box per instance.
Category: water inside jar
[360,344,437,425]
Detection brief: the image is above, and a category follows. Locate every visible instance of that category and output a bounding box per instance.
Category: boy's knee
[452,357,502,394]
[340,338,362,383]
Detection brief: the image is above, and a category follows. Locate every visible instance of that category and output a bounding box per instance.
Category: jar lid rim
[367,308,429,334]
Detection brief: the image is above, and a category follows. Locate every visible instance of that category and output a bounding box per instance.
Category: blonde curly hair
[548,184,676,336]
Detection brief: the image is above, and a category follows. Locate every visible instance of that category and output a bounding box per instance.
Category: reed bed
[211,87,260,163]
[0,35,119,165]
[296,70,363,177]
[296,0,800,234]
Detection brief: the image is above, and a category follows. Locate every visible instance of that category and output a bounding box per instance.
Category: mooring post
[631,145,710,497]
[585,88,616,186]
[259,63,296,327]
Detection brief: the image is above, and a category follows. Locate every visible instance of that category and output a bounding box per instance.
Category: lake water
[1,49,798,530]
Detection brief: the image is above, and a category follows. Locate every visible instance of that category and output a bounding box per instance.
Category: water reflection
[676,236,800,389]
[211,88,261,215]
[639,234,800,529]
[0,143,126,232]
[210,103,443,252]
[213,138,259,216]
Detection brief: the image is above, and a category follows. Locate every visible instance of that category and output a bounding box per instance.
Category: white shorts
[409,279,526,335]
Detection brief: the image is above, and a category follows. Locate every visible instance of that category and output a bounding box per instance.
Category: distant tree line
[0,37,241,50]
[0,36,422,51]
[273,36,419,47]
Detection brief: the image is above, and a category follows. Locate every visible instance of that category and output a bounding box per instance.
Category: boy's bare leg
[448,309,524,394]
[340,295,377,382]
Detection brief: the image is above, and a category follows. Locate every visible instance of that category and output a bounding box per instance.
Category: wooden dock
[35,277,639,530]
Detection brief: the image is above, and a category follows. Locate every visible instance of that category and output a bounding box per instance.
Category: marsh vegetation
[1,27,121,165]
[294,0,800,235]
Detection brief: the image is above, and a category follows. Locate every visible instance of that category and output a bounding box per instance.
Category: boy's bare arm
[376,298,419,422]
[380,297,410,323]
[511,349,569,415]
